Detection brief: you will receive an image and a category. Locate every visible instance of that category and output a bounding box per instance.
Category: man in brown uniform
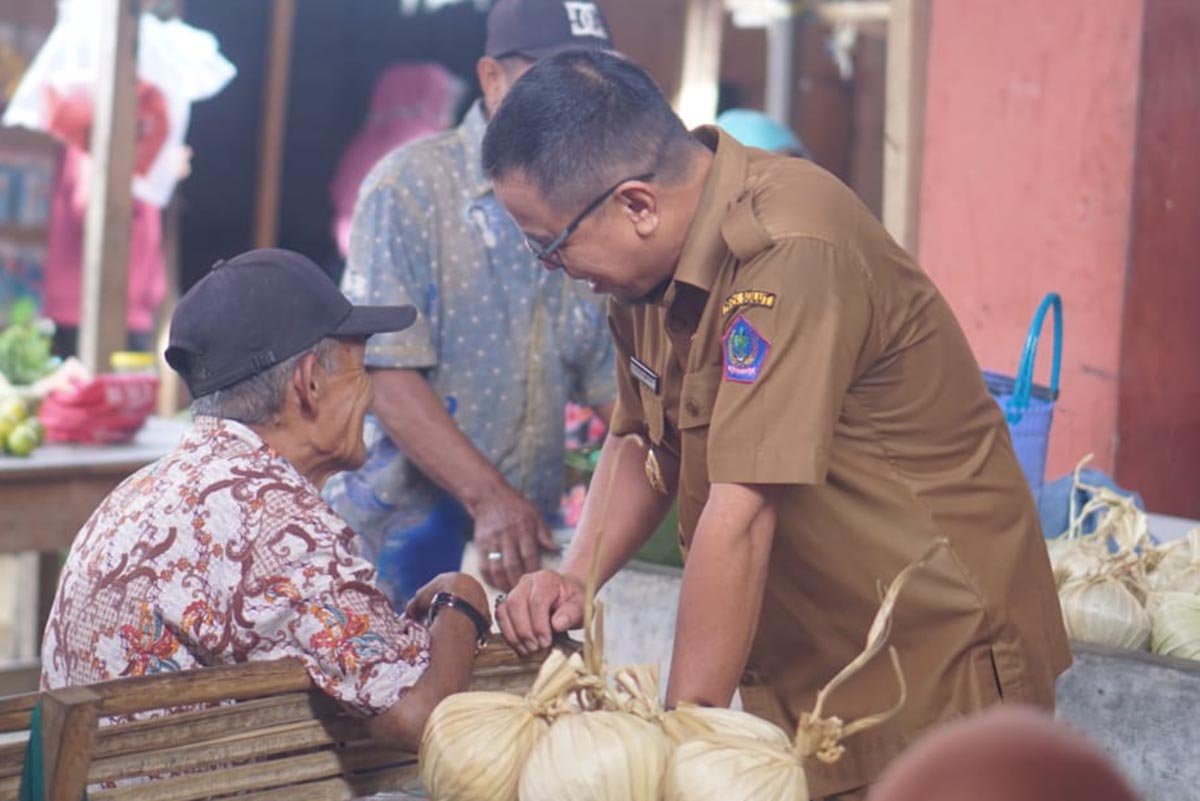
[483,50,1071,798]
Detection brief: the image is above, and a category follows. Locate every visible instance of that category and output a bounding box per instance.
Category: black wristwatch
[426,592,490,652]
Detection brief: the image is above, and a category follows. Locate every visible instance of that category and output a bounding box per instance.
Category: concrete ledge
[1057,642,1200,801]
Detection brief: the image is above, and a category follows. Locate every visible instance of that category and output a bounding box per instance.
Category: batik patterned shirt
[324,101,616,555]
[41,416,430,716]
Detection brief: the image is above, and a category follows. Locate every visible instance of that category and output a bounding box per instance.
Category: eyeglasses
[524,172,655,268]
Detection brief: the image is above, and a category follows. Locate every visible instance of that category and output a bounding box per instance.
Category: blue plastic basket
[983,293,1062,502]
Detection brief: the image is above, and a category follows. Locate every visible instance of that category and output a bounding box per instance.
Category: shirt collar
[187,415,270,455]
[669,126,751,295]
[460,100,493,199]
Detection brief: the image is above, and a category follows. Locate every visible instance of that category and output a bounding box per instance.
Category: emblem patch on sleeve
[721,289,777,316]
[723,314,771,383]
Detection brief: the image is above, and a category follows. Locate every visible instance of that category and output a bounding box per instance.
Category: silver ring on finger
[486,550,504,562]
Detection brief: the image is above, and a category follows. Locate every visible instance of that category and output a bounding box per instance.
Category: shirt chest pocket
[678,363,722,430]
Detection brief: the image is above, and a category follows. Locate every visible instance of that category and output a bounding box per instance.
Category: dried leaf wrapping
[519,708,670,801]
[666,735,807,801]
[662,540,944,801]
[1150,592,1200,661]
[516,435,673,800]
[1145,529,1200,596]
[1047,534,1108,588]
[663,704,791,749]
[419,649,584,801]
[1058,575,1151,650]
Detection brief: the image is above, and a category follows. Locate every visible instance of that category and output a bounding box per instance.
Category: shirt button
[685,399,700,416]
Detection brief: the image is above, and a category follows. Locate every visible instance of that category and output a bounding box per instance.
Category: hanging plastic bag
[2,0,236,207]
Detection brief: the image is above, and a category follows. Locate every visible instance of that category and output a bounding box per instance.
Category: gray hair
[190,338,340,425]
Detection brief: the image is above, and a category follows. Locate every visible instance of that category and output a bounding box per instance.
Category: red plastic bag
[38,372,157,444]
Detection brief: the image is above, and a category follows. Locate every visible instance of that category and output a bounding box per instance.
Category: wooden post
[765,15,795,126]
[882,0,930,253]
[40,687,100,801]
[253,0,296,249]
[156,196,184,417]
[78,0,139,375]
[676,0,725,128]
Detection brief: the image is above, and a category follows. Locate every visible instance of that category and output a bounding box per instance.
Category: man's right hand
[495,570,585,655]
[472,484,559,592]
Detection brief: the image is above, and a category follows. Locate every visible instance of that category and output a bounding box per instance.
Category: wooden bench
[0,634,557,801]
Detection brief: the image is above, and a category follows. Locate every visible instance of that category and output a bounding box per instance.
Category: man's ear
[476,56,507,118]
[292,351,321,419]
[615,182,660,238]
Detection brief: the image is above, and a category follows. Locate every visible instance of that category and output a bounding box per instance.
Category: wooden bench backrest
[0,634,556,801]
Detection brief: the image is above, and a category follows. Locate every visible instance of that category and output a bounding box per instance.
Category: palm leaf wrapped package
[418,648,585,801]
[1150,592,1200,661]
[518,688,669,801]
[518,519,672,800]
[1047,455,1160,650]
[661,540,947,801]
[1058,569,1152,650]
[1145,529,1200,596]
[515,602,672,801]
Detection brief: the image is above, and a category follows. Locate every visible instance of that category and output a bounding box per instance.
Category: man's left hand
[472,483,560,591]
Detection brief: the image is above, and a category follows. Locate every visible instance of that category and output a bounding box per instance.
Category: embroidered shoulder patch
[723,315,771,383]
[722,289,777,316]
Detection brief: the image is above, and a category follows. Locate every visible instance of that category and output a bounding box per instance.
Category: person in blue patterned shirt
[323,0,617,603]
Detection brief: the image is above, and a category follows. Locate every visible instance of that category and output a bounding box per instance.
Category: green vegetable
[0,298,56,386]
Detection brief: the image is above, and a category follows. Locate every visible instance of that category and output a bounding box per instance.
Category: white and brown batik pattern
[41,416,430,717]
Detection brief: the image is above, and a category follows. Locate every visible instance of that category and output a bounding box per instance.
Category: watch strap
[427,591,490,648]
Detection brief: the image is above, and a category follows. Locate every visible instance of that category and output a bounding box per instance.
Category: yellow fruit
[6,421,38,457]
[25,418,44,445]
[0,395,27,424]
[0,416,14,445]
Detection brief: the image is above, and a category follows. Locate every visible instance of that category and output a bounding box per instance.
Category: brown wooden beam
[41,686,100,801]
[79,0,139,374]
[882,0,930,253]
[253,0,296,249]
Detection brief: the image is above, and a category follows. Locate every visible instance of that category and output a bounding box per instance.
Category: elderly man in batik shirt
[42,250,491,750]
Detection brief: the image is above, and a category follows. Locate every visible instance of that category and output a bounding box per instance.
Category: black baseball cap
[485,0,613,60]
[166,248,416,398]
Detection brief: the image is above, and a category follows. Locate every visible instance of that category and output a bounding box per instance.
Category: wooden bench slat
[233,764,421,801]
[0,771,18,801]
[0,737,28,780]
[0,696,38,734]
[96,661,314,718]
[89,718,370,784]
[93,693,328,759]
[90,746,417,801]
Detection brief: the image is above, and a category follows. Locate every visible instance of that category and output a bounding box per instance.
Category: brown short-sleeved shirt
[609,129,1071,796]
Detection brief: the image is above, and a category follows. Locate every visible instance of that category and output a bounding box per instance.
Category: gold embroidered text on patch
[722,290,777,316]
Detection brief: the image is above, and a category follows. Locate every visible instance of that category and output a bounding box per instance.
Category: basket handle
[1007,292,1062,425]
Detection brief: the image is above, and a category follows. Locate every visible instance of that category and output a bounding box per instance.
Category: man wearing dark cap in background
[324,0,619,603]
[42,249,491,751]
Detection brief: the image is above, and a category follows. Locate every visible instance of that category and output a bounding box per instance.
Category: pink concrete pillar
[919,0,1200,516]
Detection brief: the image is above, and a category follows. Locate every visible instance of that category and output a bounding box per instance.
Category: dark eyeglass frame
[525,172,655,267]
